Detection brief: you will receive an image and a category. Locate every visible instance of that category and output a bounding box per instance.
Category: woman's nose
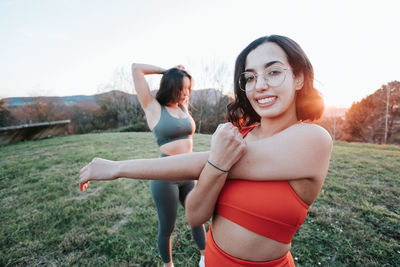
[255,75,268,91]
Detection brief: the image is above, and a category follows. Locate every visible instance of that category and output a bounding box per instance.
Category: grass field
[1,132,399,266]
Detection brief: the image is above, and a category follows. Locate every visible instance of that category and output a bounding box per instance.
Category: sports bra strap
[239,125,256,137]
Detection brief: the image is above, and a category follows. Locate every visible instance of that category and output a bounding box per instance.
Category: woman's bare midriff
[212,215,291,262]
[159,138,193,155]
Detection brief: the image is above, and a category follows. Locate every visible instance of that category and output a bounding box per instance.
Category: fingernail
[80,181,89,191]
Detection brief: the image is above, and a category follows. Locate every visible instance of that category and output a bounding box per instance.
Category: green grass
[1,133,399,266]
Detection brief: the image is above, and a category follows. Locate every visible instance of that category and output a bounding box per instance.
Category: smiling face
[244,42,303,122]
[228,35,322,128]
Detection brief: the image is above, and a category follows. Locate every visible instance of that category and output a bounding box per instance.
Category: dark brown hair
[156,68,192,106]
[227,35,324,127]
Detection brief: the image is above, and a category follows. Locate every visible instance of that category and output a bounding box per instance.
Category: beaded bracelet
[207,160,229,173]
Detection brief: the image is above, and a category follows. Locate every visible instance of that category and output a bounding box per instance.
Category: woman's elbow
[185,207,210,227]
[131,63,138,71]
[185,192,212,226]
[186,210,202,228]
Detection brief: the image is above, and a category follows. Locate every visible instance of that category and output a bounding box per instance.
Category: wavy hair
[156,68,192,106]
[227,35,324,127]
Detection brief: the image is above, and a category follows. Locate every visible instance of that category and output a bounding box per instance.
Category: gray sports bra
[152,105,194,147]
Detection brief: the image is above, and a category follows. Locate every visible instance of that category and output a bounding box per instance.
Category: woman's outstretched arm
[78,123,242,190]
[79,123,332,189]
[79,151,209,189]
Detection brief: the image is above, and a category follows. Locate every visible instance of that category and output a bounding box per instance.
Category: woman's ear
[295,73,304,90]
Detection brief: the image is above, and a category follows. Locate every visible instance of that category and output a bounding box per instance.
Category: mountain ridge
[2,89,346,117]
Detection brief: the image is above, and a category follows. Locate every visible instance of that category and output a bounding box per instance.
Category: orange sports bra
[215,125,309,244]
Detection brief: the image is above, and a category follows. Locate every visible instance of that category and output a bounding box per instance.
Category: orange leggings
[205,228,295,267]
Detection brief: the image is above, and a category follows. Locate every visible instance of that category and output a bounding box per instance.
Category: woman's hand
[174,64,185,71]
[79,158,119,191]
[208,123,246,172]
[185,123,246,226]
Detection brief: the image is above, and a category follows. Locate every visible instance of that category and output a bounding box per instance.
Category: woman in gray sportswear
[131,63,206,267]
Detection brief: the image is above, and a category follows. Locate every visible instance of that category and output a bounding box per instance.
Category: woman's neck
[257,109,299,138]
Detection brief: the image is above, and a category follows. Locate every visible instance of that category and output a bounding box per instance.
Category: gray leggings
[149,156,206,263]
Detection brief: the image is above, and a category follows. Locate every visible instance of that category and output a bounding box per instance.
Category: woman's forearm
[79,152,209,188]
[117,152,209,180]
[185,163,228,227]
[131,63,166,75]
[185,124,246,227]
[131,63,165,110]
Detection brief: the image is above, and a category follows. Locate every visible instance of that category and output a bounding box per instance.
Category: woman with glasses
[80,35,332,266]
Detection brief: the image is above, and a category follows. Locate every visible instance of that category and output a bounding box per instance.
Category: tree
[342,81,400,144]
[63,102,98,134]
[190,89,231,134]
[314,107,347,141]
[93,66,147,131]
[0,99,15,127]
[315,116,345,141]
[10,96,65,124]
[190,59,232,133]
[197,58,232,95]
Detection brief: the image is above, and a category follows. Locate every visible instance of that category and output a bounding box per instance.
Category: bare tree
[99,66,133,93]
[95,66,146,130]
[197,58,232,94]
[189,58,232,133]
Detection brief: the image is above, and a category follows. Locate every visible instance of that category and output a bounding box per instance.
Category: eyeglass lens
[239,65,287,91]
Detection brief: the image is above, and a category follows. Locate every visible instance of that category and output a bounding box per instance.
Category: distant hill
[3,89,346,118]
[2,89,225,108]
[4,95,96,108]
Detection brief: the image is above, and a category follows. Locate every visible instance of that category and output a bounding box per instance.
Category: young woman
[79,35,332,266]
[128,63,206,267]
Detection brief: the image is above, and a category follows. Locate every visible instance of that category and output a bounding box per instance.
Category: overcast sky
[1,0,399,107]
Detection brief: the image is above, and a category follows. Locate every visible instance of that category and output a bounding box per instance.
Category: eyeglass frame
[238,65,291,92]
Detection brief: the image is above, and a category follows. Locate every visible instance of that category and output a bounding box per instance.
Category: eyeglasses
[239,65,289,91]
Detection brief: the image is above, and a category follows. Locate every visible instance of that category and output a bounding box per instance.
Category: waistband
[205,226,295,266]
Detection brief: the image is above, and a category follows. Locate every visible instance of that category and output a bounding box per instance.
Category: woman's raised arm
[131,63,165,111]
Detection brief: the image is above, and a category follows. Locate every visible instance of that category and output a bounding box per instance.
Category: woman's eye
[246,75,255,81]
[268,69,282,76]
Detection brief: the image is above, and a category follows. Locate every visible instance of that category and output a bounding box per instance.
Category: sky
[0,0,399,107]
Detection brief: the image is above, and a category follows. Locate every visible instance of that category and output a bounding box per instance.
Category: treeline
[0,91,145,134]
[315,81,400,144]
[0,89,230,135]
[1,81,399,144]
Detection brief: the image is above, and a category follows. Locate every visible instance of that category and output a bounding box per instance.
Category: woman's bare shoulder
[289,123,331,139]
[288,123,333,153]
